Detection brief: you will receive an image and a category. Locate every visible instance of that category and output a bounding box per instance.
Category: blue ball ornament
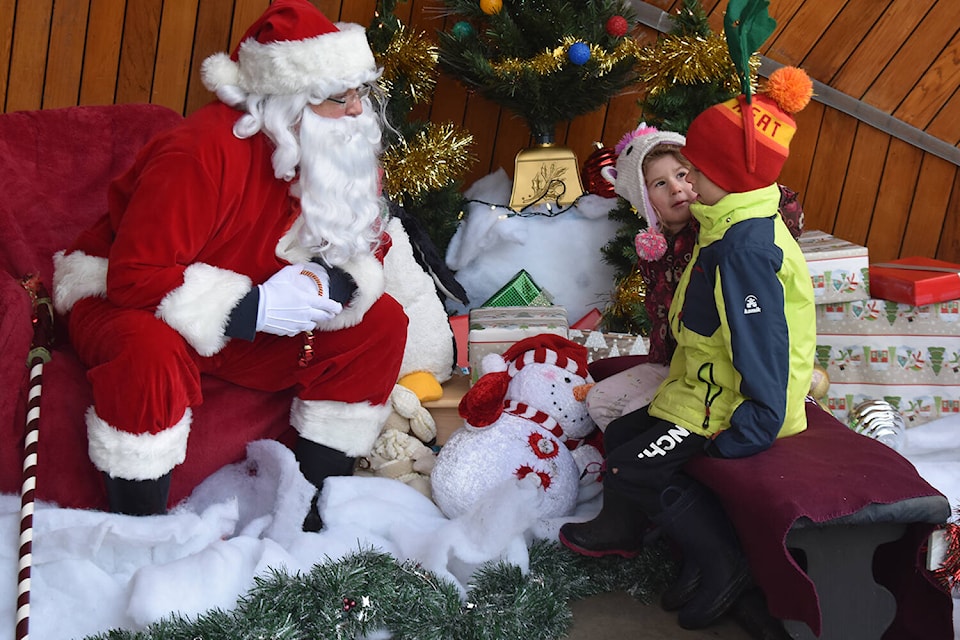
[568,42,591,66]
[451,21,474,40]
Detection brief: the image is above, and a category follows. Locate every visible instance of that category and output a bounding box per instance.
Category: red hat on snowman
[459,334,592,428]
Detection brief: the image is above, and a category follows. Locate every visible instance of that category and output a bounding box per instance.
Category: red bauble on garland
[581,142,617,198]
[605,15,629,38]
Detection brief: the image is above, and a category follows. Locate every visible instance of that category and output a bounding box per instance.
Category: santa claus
[51,0,407,521]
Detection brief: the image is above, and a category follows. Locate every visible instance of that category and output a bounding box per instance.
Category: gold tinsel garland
[635,32,760,96]
[488,36,642,77]
[381,122,476,204]
[375,25,439,104]
[608,267,648,334]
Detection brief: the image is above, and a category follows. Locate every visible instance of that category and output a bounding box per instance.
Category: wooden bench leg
[782,522,905,640]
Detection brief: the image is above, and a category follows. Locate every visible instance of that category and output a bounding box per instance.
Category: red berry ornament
[606,15,629,38]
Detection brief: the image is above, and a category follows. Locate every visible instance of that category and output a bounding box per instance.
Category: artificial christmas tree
[368,0,477,260]
[437,0,641,211]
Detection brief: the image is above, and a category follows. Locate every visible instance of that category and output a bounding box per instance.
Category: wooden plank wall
[1,0,957,262]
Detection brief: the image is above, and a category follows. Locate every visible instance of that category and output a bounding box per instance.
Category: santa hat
[201,0,379,99]
[458,334,591,428]
[602,124,686,261]
[681,66,813,194]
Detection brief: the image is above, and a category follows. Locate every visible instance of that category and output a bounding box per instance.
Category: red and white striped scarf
[503,400,581,450]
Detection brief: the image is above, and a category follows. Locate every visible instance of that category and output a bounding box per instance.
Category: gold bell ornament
[508,132,584,211]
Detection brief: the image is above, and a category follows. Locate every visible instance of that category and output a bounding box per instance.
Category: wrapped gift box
[467,305,568,383]
[568,329,650,363]
[798,230,870,303]
[869,257,960,306]
[824,382,960,428]
[815,298,960,426]
[481,269,554,307]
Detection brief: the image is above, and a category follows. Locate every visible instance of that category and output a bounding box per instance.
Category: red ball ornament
[581,142,617,198]
[605,15,629,38]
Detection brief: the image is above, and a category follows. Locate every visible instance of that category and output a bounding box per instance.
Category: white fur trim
[482,352,509,375]
[382,218,454,382]
[86,406,190,480]
[290,398,390,457]
[155,263,252,357]
[207,23,378,97]
[200,52,240,93]
[311,251,385,332]
[52,250,107,314]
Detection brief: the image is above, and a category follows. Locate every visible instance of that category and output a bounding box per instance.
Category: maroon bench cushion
[686,401,951,637]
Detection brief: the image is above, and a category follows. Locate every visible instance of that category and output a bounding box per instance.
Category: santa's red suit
[52,96,406,489]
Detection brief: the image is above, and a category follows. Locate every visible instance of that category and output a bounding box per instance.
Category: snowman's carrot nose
[573,383,594,402]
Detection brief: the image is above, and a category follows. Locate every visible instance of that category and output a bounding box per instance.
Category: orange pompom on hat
[681,66,814,193]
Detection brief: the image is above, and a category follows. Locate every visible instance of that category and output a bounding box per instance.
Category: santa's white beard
[287,105,384,267]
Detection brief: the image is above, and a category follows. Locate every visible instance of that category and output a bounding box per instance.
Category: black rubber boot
[558,486,653,558]
[652,480,751,630]
[295,437,356,532]
[660,547,701,611]
[103,472,171,516]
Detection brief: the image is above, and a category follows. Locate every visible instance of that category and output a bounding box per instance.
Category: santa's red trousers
[68,294,407,437]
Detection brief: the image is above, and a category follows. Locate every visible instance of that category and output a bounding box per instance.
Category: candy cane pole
[16,275,54,640]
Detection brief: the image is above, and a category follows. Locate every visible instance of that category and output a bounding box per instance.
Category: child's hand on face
[645,155,697,235]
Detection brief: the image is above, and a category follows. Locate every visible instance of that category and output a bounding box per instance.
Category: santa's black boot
[103,472,171,516]
[558,486,652,558]
[295,437,356,532]
[652,480,751,630]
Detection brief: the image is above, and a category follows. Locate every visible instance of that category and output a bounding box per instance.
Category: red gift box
[869,257,960,306]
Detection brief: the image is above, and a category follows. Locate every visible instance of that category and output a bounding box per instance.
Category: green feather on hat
[723,0,777,103]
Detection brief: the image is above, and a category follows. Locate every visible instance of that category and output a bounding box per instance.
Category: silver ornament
[847,400,905,451]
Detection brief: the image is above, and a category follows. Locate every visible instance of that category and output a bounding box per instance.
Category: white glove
[256,263,342,336]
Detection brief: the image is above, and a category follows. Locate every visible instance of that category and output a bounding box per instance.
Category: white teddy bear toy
[356,383,438,497]
[431,334,604,519]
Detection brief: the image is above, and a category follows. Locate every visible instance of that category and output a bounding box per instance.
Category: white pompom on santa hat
[201,0,379,98]
[459,334,592,428]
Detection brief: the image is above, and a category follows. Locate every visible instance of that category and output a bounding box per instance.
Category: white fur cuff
[86,407,191,480]
[290,398,390,457]
[52,250,108,314]
[155,263,252,357]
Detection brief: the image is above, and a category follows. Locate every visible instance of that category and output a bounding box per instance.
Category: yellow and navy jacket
[649,183,816,458]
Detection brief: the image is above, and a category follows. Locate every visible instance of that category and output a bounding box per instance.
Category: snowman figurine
[431,334,604,519]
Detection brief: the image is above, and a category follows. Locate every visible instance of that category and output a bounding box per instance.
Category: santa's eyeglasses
[324,84,372,108]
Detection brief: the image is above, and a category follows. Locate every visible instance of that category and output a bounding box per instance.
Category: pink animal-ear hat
[601,124,686,261]
[459,335,591,427]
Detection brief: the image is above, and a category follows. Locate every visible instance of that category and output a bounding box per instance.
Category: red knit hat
[681,66,813,193]
[459,335,591,427]
[201,0,378,98]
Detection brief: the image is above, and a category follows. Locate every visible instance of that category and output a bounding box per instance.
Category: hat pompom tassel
[458,371,510,427]
[635,229,667,261]
[201,52,240,92]
[766,66,813,114]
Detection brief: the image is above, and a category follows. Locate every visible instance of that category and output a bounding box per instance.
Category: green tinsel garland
[85,540,677,640]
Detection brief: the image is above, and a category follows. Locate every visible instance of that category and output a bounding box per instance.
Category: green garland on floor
[86,539,677,640]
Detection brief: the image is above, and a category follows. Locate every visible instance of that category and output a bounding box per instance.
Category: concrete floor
[565,589,786,640]
[566,591,747,639]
